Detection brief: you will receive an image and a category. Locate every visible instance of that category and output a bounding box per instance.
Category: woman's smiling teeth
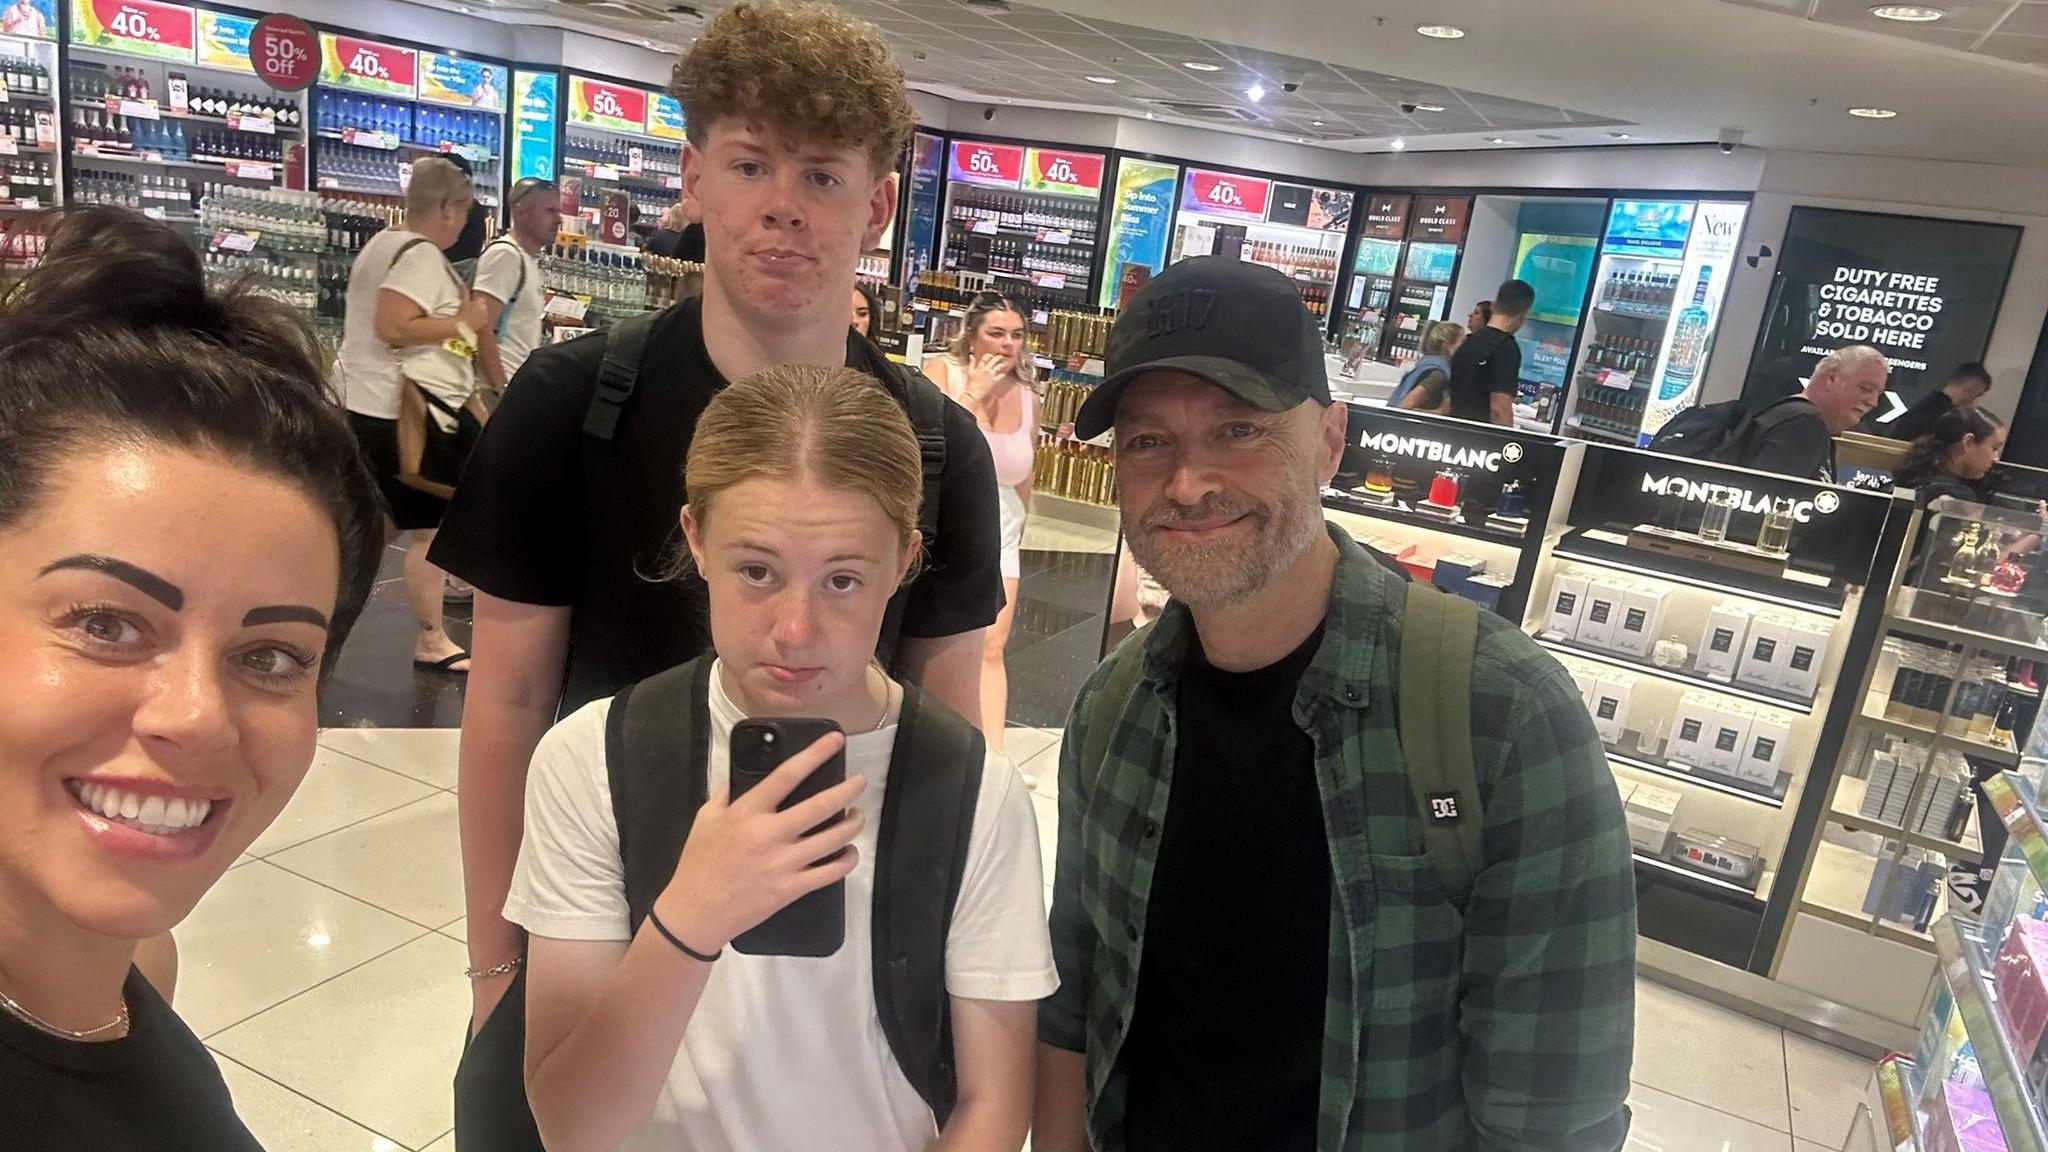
[68,781,213,834]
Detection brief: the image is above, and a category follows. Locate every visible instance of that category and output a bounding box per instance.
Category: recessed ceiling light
[1085,75,1117,85]
[1415,24,1466,39]
[1870,4,1944,20]
[1849,106,1899,118]
[1390,137,1406,151]
[1144,111,1155,119]
[1607,131,1632,139]
[1246,83,1266,103]
[1310,119,1324,126]
[1410,101,1445,113]
[1182,60,1221,72]
[1488,137,1507,144]
[1294,136,1306,143]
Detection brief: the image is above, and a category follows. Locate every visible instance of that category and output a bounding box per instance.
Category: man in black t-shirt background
[1447,278,1534,426]
[1884,361,1993,442]
[426,0,1003,1055]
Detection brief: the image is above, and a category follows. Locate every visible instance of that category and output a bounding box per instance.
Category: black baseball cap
[1075,256,1330,440]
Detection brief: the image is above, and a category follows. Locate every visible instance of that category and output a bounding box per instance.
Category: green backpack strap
[1397,578,1485,905]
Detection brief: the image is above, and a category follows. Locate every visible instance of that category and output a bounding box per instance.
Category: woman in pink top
[925,293,1037,755]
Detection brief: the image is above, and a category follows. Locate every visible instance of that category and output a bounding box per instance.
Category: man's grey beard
[1126,487,1325,610]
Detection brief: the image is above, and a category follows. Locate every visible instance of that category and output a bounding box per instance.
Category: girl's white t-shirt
[503,663,1058,1152]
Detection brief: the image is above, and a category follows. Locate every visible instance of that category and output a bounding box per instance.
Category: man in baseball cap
[1036,257,1636,1150]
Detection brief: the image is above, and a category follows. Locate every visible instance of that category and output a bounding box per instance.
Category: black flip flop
[414,651,472,674]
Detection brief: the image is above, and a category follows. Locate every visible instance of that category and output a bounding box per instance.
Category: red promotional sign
[80,0,198,58]
[330,34,417,92]
[250,14,316,92]
[572,77,648,131]
[1024,148,1103,196]
[946,140,1024,188]
[1181,168,1271,222]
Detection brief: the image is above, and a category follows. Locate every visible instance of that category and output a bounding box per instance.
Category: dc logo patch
[1428,793,1462,822]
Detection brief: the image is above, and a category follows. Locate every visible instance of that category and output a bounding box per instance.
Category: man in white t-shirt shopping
[333,156,485,673]
[474,177,561,393]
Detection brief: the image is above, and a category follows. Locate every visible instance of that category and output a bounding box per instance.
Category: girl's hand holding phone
[653,733,865,954]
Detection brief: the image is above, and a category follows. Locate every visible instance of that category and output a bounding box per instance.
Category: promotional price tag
[106,95,160,119]
[628,146,643,175]
[249,14,317,92]
[1037,229,1070,245]
[212,230,259,252]
[14,196,37,210]
[316,175,339,189]
[590,163,619,182]
[972,219,997,235]
[228,160,273,181]
[33,111,53,146]
[166,74,187,113]
[341,127,397,150]
[1030,271,1066,290]
[544,294,589,322]
[661,174,682,191]
[0,138,17,157]
[73,0,199,63]
[0,185,12,201]
[227,112,274,134]
[0,86,10,104]
[1596,369,1635,392]
[143,206,164,220]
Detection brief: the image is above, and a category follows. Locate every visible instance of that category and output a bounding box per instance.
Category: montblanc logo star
[1501,442,1525,464]
[1815,491,1841,514]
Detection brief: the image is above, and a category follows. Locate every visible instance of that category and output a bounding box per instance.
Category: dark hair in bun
[0,207,385,673]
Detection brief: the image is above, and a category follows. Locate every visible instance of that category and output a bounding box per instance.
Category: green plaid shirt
[1040,528,1636,1151]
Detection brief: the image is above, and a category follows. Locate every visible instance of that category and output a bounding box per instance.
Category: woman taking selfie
[0,207,384,1146]
[508,364,1052,1152]
[923,293,1037,751]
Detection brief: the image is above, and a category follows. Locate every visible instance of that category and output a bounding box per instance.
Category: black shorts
[347,411,448,532]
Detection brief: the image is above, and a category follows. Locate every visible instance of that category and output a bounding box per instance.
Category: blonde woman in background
[923,292,1037,759]
[1393,320,1466,414]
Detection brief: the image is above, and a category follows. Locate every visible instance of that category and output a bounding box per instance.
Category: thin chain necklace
[868,666,897,733]
[0,982,128,1041]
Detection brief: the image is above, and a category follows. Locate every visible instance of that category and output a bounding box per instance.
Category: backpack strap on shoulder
[607,656,715,931]
[582,309,663,442]
[1396,577,1485,906]
[872,682,984,1130]
[896,363,950,549]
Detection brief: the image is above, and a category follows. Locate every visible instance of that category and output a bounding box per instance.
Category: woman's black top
[0,967,264,1150]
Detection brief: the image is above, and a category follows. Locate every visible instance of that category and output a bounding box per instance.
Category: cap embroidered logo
[1144,288,1216,339]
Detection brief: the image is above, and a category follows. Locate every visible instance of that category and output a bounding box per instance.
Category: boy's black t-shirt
[1447,326,1522,423]
[0,968,265,1150]
[429,298,1005,714]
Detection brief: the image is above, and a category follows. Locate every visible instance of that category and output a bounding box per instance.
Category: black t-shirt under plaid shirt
[1041,526,1638,1151]
[1123,622,1330,1151]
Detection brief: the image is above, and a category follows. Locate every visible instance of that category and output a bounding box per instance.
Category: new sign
[1180,168,1270,223]
[947,140,1024,189]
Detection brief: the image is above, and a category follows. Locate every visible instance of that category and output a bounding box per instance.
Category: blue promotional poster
[1603,200,1696,257]
[419,52,508,112]
[1402,242,1459,285]
[1100,157,1178,308]
[195,10,253,73]
[1513,233,1598,327]
[511,69,558,184]
[646,92,685,140]
[903,131,943,293]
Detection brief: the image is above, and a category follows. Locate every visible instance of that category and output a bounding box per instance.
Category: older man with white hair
[1743,344,1891,482]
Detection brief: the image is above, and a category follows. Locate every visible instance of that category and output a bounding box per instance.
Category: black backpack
[1644,396,1804,463]
[605,656,985,1125]
[581,308,951,667]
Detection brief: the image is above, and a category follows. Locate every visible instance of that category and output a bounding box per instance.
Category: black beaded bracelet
[646,907,722,963]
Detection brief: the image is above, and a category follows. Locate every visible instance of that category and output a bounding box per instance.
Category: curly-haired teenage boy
[438,6,1008,1149]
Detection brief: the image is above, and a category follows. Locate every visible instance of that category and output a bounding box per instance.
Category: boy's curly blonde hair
[671,1,915,177]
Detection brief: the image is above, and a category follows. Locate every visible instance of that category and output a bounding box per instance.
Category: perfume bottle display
[1698,489,1737,543]
[1495,481,1526,520]
[1757,497,1795,555]
[1948,522,1984,584]
[1426,468,1460,508]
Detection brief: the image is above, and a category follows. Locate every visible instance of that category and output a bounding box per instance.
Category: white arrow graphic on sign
[1875,390,1908,424]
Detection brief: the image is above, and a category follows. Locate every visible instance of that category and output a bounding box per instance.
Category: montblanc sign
[1640,474,1838,523]
[1360,429,1509,473]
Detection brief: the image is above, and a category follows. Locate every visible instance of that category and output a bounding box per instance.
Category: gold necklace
[0,983,128,1041]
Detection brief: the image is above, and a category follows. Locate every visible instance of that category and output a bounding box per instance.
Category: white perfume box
[1737,712,1792,788]
[1578,575,1627,651]
[1670,691,1720,769]
[1591,673,1635,747]
[1736,613,1791,693]
[1615,582,1671,659]
[1547,572,1591,641]
[1778,618,1829,700]
[1625,783,1683,854]
[1695,602,1754,683]
[1709,703,1755,775]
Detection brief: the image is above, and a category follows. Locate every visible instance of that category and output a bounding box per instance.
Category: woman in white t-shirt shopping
[508,364,1055,1152]
[923,293,1038,756]
[333,156,487,674]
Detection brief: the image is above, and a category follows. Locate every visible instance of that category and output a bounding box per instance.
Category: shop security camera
[1400,101,1418,114]
[1717,127,1744,154]
[1282,81,1301,93]
[982,106,996,121]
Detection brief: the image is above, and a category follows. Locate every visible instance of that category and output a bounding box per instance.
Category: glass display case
[1785,496,2048,1027]
[1847,769,2048,1152]
[1522,445,1897,970]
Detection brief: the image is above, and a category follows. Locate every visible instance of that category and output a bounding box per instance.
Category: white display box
[1578,575,1628,651]
[1547,572,1591,641]
[1736,712,1791,788]
[1736,613,1792,693]
[1615,582,1671,660]
[1670,691,1720,769]
[1710,702,1756,776]
[1695,602,1754,683]
[1591,673,1635,747]
[1779,617,1829,701]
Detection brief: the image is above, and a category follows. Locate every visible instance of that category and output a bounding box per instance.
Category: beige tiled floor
[179,726,1877,1151]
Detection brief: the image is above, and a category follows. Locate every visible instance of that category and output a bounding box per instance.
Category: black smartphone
[728,717,848,957]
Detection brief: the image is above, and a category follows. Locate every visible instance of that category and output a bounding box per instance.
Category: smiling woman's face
[0,444,339,941]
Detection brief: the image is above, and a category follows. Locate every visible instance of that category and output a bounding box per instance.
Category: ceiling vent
[1151,100,1262,123]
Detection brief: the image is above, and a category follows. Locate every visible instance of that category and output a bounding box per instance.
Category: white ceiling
[447,0,2048,163]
